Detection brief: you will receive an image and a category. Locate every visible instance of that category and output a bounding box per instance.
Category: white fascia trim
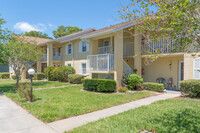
[81,30,114,39]
[114,22,137,32]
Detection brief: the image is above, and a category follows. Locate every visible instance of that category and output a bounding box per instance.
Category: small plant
[126,74,143,90]
[118,87,129,93]
[16,82,35,102]
[133,69,138,73]
[121,78,128,87]
[138,84,142,90]
[142,82,164,92]
[68,74,84,84]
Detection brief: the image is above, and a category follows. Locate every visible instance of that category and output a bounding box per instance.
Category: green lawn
[0,80,69,92]
[68,98,200,133]
[5,86,153,123]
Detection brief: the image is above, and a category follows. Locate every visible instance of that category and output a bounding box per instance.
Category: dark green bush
[142,82,164,92]
[0,72,10,79]
[33,73,45,80]
[44,66,75,82]
[126,74,143,90]
[82,79,116,92]
[68,74,84,84]
[180,80,200,97]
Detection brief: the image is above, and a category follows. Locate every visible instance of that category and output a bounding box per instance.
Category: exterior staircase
[123,60,133,77]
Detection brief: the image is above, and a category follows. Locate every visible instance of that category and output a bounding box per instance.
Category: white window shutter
[79,63,82,74]
[86,43,90,52]
[194,59,200,79]
[79,42,82,53]
[71,44,73,54]
[66,44,68,54]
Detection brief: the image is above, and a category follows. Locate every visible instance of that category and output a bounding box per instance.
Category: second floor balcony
[98,46,113,54]
[87,54,114,71]
[141,37,179,55]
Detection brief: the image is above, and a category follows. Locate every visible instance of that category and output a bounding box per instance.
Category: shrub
[82,79,116,92]
[68,74,84,84]
[0,72,10,79]
[126,74,143,90]
[180,80,200,97]
[33,73,45,80]
[118,87,129,93]
[12,75,17,80]
[44,66,75,82]
[16,82,35,102]
[142,82,164,92]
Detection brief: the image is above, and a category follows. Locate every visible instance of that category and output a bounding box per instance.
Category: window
[67,63,72,67]
[194,59,200,79]
[82,63,86,74]
[82,42,87,52]
[58,47,61,56]
[104,40,109,47]
[66,44,73,55]
[53,47,56,56]
[79,63,87,75]
[79,41,89,53]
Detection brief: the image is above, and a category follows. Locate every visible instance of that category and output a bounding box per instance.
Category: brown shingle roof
[19,36,51,44]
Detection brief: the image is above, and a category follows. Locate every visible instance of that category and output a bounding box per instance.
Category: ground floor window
[81,63,86,74]
[66,63,72,67]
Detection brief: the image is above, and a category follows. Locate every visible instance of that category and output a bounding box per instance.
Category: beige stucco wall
[142,55,184,88]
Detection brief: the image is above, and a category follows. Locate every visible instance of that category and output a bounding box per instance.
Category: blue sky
[0,0,131,38]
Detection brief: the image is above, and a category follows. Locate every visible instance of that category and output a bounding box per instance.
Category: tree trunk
[16,73,20,88]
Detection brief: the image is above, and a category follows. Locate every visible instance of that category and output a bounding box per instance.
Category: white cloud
[48,23,57,28]
[14,22,47,32]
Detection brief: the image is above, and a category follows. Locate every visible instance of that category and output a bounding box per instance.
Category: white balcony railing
[87,54,114,71]
[124,42,134,57]
[123,61,133,77]
[141,37,178,54]
[41,53,47,61]
[98,46,113,54]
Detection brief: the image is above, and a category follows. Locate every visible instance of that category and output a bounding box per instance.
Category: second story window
[66,44,73,55]
[53,47,56,56]
[79,40,89,53]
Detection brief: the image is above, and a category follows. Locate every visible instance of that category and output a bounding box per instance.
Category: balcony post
[134,28,142,76]
[47,44,53,66]
[114,30,123,88]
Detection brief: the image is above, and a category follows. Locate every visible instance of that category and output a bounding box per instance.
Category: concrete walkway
[0,92,180,133]
[0,94,58,133]
[48,93,180,132]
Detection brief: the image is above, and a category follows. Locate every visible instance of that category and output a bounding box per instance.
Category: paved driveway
[0,94,58,133]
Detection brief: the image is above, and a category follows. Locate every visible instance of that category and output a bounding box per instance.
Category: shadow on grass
[0,83,16,92]
[151,109,200,132]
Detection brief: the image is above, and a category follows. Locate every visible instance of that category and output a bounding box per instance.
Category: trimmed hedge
[0,72,10,79]
[82,79,116,92]
[180,80,200,97]
[68,74,84,84]
[142,82,164,92]
[33,73,45,80]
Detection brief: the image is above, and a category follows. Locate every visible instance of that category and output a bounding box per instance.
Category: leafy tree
[2,35,44,86]
[52,25,82,38]
[23,31,52,39]
[0,15,10,65]
[119,0,200,53]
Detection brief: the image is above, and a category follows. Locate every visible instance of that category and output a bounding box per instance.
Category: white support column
[47,44,53,66]
[114,30,123,88]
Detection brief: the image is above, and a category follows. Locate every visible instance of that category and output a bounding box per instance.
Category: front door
[178,61,184,88]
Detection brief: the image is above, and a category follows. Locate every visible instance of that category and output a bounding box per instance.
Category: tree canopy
[119,0,200,53]
[23,31,52,39]
[52,25,82,38]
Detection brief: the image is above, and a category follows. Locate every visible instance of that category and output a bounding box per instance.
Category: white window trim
[79,62,89,76]
[66,43,73,55]
[53,47,56,57]
[66,63,73,67]
[79,40,90,53]
[193,58,200,79]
